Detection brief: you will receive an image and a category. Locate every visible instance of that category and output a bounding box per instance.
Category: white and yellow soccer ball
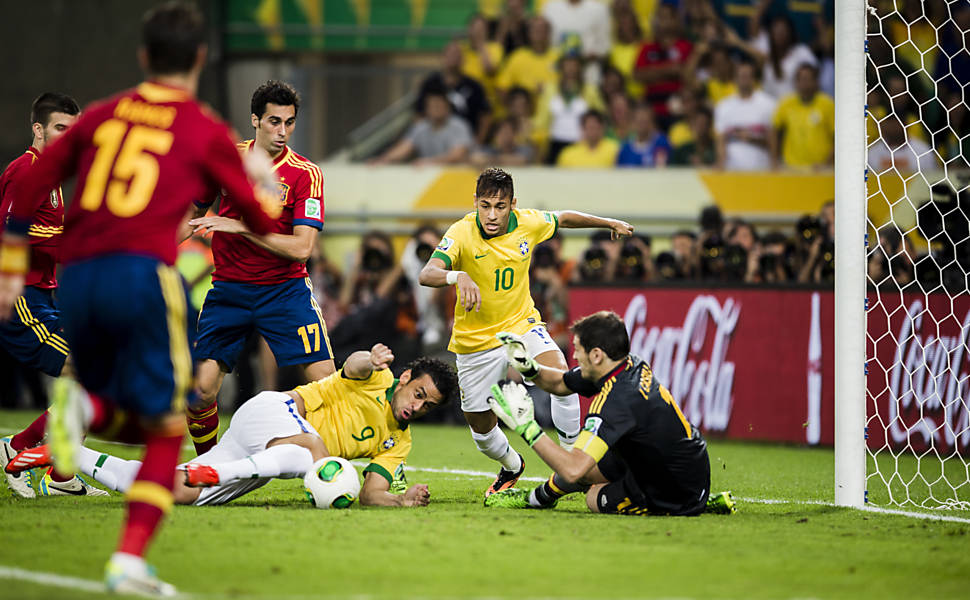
[304,457,361,509]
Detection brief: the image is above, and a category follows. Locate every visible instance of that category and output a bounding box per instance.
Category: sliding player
[0,2,277,594]
[486,311,735,515]
[9,345,457,508]
[185,80,333,457]
[0,92,107,498]
[418,167,632,496]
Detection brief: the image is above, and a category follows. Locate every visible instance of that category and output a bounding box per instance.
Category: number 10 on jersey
[493,267,514,291]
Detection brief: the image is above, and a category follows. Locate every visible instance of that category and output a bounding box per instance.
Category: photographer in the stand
[331,231,419,366]
[915,183,970,292]
[400,224,450,353]
[796,211,835,284]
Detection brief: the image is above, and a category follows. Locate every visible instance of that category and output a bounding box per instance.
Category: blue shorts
[0,286,69,377]
[194,277,333,372]
[58,255,194,418]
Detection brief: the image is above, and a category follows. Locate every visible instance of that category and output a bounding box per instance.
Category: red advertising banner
[568,287,970,455]
[568,287,836,445]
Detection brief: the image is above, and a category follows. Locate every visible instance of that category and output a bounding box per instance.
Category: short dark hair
[476,167,514,200]
[581,110,606,127]
[30,93,80,127]
[251,80,301,119]
[407,357,459,407]
[795,62,820,79]
[570,311,630,361]
[141,1,206,76]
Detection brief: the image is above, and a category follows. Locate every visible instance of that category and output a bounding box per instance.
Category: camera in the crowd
[796,215,823,243]
[362,246,393,272]
[414,241,434,263]
[578,246,609,282]
[532,243,558,269]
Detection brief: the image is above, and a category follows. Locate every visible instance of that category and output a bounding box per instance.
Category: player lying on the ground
[485,311,735,515]
[418,167,633,498]
[9,344,457,507]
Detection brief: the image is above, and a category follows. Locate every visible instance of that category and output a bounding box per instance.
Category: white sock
[210,444,313,485]
[551,393,581,447]
[79,446,141,492]
[471,426,522,472]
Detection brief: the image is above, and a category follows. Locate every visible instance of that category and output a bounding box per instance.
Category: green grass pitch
[1,408,969,600]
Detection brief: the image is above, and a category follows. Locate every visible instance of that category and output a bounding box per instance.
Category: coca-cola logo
[623,294,740,432]
[885,299,970,452]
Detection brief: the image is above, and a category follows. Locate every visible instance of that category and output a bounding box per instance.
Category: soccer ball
[304,457,361,509]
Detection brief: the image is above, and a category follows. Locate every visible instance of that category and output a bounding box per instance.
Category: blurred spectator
[616,235,655,283]
[307,242,343,329]
[617,102,670,167]
[752,231,794,284]
[670,106,716,166]
[535,53,602,164]
[399,224,450,351]
[415,41,491,139]
[667,87,703,150]
[684,19,760,103]
[497,16,559,99]
[714,60,777,170]
[867,116,937,174]
[332,231,419,366]
[670,230,699,279]
[530,236,571,348]
[597,65,627,111]
[542,0,611,66]
[374,86,474,165]
[574,230,620,283]
[634,3,693,128]
[773,63,834,170]
[557,110,621,168]
[934,3,970,98]
[814,23,835,98]
[751,13,818,99]
[606,93,633,141]
[938,91,969,169]
[461,14,504,115]
[494,0,531,55]
[608,7,645,100]
[504,86,542,151]
[470,117,536,166]
[715,0,758,40]
[867,225,916,288]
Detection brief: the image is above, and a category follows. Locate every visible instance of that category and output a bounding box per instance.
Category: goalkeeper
[487,311,735,515]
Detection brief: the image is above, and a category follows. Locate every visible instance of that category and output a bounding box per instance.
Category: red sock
[86,392,112,431]
[186,403,219,455]
[118,432,183,557]
[10,411,48,451]
[47,466,74,483]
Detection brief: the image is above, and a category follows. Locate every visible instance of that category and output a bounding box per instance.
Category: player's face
[253,103,296,156]
[391,372,443,426]
[40,112,78,147]
[476,194,516,236]
[572,336,595,380]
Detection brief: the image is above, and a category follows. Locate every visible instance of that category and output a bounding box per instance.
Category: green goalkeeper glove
[496,332,540,379]
[488,382,544,447]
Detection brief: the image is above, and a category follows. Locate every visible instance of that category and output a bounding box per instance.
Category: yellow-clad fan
[418,167,632,497]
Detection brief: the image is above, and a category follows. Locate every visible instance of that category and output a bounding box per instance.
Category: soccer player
[485,311,736,516]
[0,2,277,594]
[0,92,108,498]
[9,344,457,508]
[418,167,632,496]
[185,80,333,457]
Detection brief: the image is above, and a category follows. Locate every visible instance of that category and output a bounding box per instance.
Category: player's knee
[303,435,329,462]
[586,485,605,513]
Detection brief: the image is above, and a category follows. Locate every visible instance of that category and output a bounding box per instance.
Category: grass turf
[1,409,969,600]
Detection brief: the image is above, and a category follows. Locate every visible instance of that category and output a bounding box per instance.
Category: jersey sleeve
[521,208,558,245]
[291,164,324,230]
[562,367,599,397]
[573,387,635,463]
[299,367,394,413]
[201,126,275,236]
[431,221,463,270]
[362,429,411,485]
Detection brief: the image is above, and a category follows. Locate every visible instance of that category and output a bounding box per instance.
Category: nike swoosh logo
[47,482,89,496]
[475,253,490,259]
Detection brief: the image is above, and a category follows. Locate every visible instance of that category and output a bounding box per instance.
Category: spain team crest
[276,182,290,205]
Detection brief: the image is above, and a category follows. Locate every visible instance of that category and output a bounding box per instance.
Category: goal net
[864,0,970,510]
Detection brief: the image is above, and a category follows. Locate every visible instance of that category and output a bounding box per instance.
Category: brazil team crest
[519,240,530,256]
[382,434,398,450]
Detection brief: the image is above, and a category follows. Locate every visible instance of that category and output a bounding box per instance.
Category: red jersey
[208,140,324,285]
[635,39,693,117]
[5,82,275,267]
[0,148,63,288]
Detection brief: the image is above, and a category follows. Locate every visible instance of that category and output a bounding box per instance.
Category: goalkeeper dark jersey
[564,355,711,515]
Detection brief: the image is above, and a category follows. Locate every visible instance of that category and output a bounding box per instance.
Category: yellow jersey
[496,47,560,95]
[433,209,558,354]
[556,138,621,168]
[773,92,835,168]
[293,368,410,485]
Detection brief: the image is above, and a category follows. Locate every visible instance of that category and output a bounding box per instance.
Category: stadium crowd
[369,0,967,173]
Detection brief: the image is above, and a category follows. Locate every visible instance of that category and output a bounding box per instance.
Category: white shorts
[456,325,560,413]
[187,391,318,506]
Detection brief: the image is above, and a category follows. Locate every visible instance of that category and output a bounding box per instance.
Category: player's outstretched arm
[555,211,633,240]
[419,257,481,312]
[358,472,430,507]
[342,344,394,380]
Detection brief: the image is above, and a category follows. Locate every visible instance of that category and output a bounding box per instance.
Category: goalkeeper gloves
[496,332,540,379]
[488,382,544,447]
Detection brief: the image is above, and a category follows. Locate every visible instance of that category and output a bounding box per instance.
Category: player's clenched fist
[369,343,394,370]
[403,483,431,507]
[456,271,482,312]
